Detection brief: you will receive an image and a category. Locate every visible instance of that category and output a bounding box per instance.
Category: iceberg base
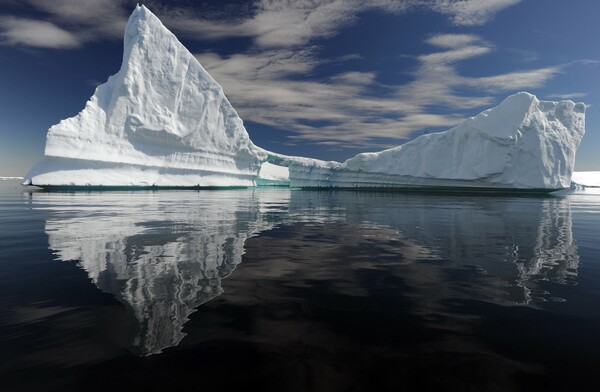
[26,157,257,188]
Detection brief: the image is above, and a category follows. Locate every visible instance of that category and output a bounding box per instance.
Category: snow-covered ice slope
[24,5,266,187]
[285,92,585,191]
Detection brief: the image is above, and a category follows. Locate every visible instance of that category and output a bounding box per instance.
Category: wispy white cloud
[0,0,129,48]
[432,0,522,26]
[148,0,415,48]
[31,0,129,40]
[419,45,493,65]
[149,0,521,48]
[470,67,561,92]
[547,92,588,100]
[0,0,523,50]
[0,0,559,151]
[197,28,562,147]
[196,48,444,147]
[568,59,600,67]
[0,17,80,48]
[425,33,483,48]
[330,71,377,86]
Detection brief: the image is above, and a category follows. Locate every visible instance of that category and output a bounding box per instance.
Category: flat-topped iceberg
[23,5,586,192]
[24,5,266,188]
[283,92,585,191]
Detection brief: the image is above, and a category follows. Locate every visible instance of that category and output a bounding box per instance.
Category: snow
[24,5,266,187]
[22,5,587,192]
[285,92,585,191]
[0,177,23,180]
[572,171,600,187]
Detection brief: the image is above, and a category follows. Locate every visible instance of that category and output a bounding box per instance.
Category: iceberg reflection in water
[34,189,288,355]
[30,189,578,355]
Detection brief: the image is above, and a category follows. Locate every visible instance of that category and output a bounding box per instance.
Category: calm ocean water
[1,178,600,391]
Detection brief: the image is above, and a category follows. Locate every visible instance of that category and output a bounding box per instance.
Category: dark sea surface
[1,178,600,391]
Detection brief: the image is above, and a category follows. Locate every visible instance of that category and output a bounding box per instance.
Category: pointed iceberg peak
[131,3,152,18]
[25,4,267,187]
[124,3,152,34]
[125,4,162,41]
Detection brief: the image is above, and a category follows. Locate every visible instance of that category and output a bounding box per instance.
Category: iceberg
[282,92,586,191]
[24,5,266,188]
[22,5,586,192]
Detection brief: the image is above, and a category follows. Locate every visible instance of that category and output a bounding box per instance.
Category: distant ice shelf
[23,5,586,193]
[572,171,600,188]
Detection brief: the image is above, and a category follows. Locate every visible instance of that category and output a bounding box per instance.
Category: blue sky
[0,0,599,176]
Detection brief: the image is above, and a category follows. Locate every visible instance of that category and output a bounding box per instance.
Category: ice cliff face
[285,92,585,190]
[25,5,266,187]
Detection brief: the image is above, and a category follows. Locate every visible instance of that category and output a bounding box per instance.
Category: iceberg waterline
[23,5,586,191]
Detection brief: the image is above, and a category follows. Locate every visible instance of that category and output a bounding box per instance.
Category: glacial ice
[283,92,586,191]
[24,5,266,187]
[23,5,587,192]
